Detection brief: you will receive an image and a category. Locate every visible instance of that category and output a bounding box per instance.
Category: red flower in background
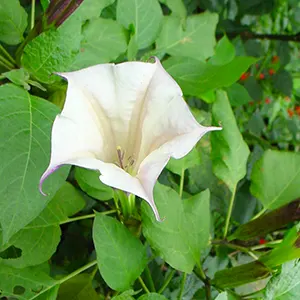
[259,239,267,245]
[265,98,271,104]
[240,72,250,81]
[268,69,276,75]
[272,55,279,64]
[295,106,300,116]
[287,109,294,118]
[258,73,265,80]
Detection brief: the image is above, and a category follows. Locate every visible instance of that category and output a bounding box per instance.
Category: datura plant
[40,58,221,220]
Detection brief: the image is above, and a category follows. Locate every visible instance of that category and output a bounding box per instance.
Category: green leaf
[117,0,163,49]
[93,214,147,291]
[0,182,85,268]
[209,35,235,66]
[0,263,57,299]
[212,260,270,288]
[156,13,218,60]
[166,147,201,176]
[21,17,81,84]
[229,199,300,241]
[260,226,300,268]
[250,150,300,210]
[225,83,252,107]
[215,292,234,300]
[72,18,127,69]
[35,286,59,300]
[127,32,139,61]
[0,84,69,244]
[3,68,30,90]
[159,0,187,19]
[57,274,98,300]
[0,0,27,45]
[211,90,250,192]
[273,69,293,97]
[142,184,210,273]
[138,293,168,300]
[112,289,137,300]
[163,56,256,97]
[3,69,46,92]
[266,260,300,300]
[74,0,115,20]
[74,167,114,201]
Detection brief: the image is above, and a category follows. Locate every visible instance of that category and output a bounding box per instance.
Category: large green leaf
[0,84,69,243]
[74,167,114,201]
[163,56,256,97]
[72,18,127,69]
[0,182,85,268]
[0,263,57,299]
[266,260,300,300]
[21,16,81,84]
[93,214,147,291]
[141,184,210,273]
[0,0,27,45]
[211,90,250,192]
[156,13,218,60]
[117,0,163,49]
[250,150,300,210]
[57,274,98,300]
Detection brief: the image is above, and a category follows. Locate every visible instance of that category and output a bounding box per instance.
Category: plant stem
[158,269,176,294]
[138,276,150,294]
[0,44,16,65]
[179,168,185,198]
[178,273,187,299]
[0,55,14,70]
[144,265,156,292]
[31,0,36,29]
[59,210,116,225]
[223,185,237,238]
[31,260,97,299]
[194,263,212,300]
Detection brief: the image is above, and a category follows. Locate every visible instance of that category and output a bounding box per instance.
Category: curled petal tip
[39,182,48,197]
[39,165,61,197]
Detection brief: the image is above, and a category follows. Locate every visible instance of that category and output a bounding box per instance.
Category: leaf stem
[179,168,185,198]
[0,44,16,65]
[138,276,150,294]
[223,185,237,238]
[158,269,176,294]
[178,272,187,299]
[31,0,36,29]
[144,265,156,292]
[251,208,267,220]
[212,240,259,260]
[30,260,97,299]
[59,210,116,225]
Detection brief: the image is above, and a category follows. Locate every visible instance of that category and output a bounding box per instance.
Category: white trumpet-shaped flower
[40,58,221,221]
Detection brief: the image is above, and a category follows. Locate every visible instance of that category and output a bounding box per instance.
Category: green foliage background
[0,0,300,299]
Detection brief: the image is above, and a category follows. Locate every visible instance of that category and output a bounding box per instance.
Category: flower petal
[134,58,221,167]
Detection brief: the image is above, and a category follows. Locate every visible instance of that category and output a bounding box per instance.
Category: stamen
[117,146,124,169]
